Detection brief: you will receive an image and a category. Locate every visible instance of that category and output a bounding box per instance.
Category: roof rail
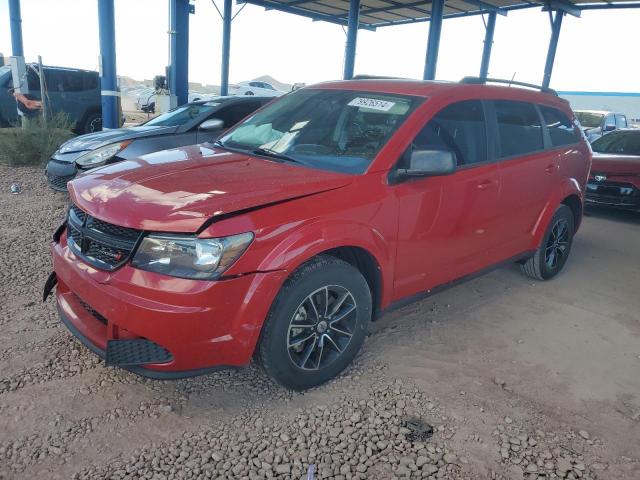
[460,76,558,96]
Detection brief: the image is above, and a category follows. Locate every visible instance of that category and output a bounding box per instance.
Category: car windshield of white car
[145,104,217,127]
[218,89,421,174]
[575,112,604,128]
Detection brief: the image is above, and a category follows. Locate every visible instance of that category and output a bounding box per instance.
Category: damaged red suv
[46,79,591,390]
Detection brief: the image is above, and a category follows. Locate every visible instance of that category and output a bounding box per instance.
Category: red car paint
[51,80,592,377]
[587,153,640,210]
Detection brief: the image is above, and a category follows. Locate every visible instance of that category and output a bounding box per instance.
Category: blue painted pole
[97,0,118,129]
[479,12,496,80]
[542,11,564,89]
[343,0,360,80]
[169,0,177,100]
[9,0,24,56]
[423,0,444,80]
[220,0,232,96]
[169,0,189,105]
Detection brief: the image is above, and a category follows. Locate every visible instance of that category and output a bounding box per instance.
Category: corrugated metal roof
[238,0,640,28]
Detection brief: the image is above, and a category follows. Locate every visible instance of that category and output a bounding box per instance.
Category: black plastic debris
[10,183,21,194]
[404,417,434,441]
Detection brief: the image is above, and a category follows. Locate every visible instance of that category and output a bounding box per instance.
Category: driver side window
[413,100,487,167]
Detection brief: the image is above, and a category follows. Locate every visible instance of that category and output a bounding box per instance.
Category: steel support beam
[98,0,118,129]
[9,0,24,56]
[542,10,563,90]
[221,0,232,95]
[343,0,360,80]
[479,12,496,80]
[169,0,190,105]
[423,0,444,80]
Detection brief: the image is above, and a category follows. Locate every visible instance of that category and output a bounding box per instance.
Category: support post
[220,0,232,96]
[423,0,444,80]
[9,0,24,57]
[343,0,360,80]
[542,11,564,89]
[98,0,118,129]
[479,12,496,80]
[169,0,190,105]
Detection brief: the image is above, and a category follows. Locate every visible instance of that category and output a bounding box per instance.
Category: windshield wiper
[252,147,303,165]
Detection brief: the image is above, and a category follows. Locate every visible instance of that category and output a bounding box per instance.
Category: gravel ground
[0,164,639,480]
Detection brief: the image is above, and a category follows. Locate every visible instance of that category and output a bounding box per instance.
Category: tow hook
[43,272,57,302]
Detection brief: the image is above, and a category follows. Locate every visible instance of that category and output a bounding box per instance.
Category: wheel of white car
[245,91,255,96]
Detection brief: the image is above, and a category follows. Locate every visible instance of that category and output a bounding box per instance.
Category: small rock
[578,430,590,440]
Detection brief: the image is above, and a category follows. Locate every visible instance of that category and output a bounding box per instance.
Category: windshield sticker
[348,97,396,112]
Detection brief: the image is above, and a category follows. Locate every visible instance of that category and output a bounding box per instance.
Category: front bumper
[45,158,78,192]
[51,230,286,377]
[586,180,640,210]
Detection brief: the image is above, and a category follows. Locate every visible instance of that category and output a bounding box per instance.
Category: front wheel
[520,204,575,280]
[258,255,372,390]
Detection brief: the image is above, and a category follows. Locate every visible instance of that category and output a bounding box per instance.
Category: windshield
[143,102,220,127]
[217,89,420,174]
[592,130,640,156]
[575,111,604,128]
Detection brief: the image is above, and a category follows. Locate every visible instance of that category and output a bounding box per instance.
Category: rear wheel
[244,91,255,96]
[258,255,371,390]
[82,112,102,133]
[520,204,574,280]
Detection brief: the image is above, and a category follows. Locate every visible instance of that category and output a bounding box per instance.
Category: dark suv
[47,79,591,390]
[0,64,109,134]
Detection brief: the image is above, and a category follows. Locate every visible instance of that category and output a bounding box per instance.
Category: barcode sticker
[348,97,396,111]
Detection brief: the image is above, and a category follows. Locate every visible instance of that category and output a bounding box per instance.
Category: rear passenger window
[494,100,543,158]
[540,106,579,147]
[413,100,487,166]
[615,114,627,129]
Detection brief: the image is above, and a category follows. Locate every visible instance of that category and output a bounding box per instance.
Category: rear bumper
[52,231,286,377]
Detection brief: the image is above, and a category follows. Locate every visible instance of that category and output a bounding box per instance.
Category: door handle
[545,164,556,173]
[476,180,492,190]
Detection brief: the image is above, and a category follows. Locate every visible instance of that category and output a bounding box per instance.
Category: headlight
[131,232,254,280]
[75,140,131,168]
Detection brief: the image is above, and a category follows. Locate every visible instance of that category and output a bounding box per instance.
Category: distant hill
[252,75,292,92]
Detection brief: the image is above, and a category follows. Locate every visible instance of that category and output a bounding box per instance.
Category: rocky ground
[0,165,639,480]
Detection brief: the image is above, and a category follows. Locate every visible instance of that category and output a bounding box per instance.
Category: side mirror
[603,124,616,132]
[199,118,224,132]
[398,149,457,178]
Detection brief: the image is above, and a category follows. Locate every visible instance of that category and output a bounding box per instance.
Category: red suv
[46,79,591,390]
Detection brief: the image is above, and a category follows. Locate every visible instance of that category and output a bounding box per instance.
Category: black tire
[244,91,255,96]
[520,204,575,280]
[82,112,102,134]
[258,255,372,390]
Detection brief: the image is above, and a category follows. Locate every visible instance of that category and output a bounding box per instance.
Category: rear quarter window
[540,106,580,147]
[494,100,544,158]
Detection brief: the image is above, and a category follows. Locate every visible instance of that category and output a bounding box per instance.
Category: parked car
[46,80,591,390]
[0,64,113,133]
[45,96,270,191]
[575,110,628,142]
[136,91,216,113]
[230,81,285,97]
[586,129,640,211]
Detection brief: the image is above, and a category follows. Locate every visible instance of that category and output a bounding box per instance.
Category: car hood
[59,125,178,153]
[591,153,640,176]
[68,145,353,232]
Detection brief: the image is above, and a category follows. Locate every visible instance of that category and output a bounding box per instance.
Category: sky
[1,0,639,92]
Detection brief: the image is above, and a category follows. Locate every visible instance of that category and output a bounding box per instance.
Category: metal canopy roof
[238,0,640,28]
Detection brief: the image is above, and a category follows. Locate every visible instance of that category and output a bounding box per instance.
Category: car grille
[67,203,142,270]
[75,295,108,326]
[46,172,76,191]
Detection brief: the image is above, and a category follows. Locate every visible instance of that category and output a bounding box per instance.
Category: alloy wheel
[287,285,357,371]
[544,218,570,269]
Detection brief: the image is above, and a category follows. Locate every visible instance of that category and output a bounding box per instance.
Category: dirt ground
[0,165,639,480]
